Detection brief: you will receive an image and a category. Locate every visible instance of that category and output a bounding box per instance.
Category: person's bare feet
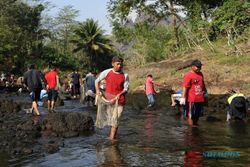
[33,110,40,116]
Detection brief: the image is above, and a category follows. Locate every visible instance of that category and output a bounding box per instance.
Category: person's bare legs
[30,106,34,113]
[171,94,176,106]
[187,118,193,126]
[187,117,198,127]
[192,118,199,126]
[32,101,40,115]
[48,100,51,112]
[109,126,118,140]
[51,100,55,112]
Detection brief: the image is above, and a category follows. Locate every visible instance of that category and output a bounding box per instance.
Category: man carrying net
[95,56,129,140]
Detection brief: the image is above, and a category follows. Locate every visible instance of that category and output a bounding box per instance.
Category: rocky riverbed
[0,89,250,167]
[0,93,94,157]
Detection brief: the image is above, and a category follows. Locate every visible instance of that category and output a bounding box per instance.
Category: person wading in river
[23,64,43,116]
[95,56,129,140]
[180,59,207,126]
[145,74,158,108]
[226,88,247,122]
[45,65,60,113]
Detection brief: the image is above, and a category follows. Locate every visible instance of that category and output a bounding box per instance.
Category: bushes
[120,24,175,66]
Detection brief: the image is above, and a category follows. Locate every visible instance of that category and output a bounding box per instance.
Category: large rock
[0,99,22,113]
[0,95,95,156]
[43,112,94,137]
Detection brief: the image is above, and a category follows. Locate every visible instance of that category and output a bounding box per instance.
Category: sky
[47,0,112,34]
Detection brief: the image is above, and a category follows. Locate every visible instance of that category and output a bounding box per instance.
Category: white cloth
[85,90,96,98]
[179,97,186,105]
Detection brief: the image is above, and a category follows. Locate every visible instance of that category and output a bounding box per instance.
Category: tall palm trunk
[170,0,180,48]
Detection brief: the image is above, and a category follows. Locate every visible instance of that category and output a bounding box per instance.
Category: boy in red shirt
[180,59,207,126]
[145,74,156,107]
[95,57,129,140]
[45,66,60,113]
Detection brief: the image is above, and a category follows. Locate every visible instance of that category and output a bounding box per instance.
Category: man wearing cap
[180,59,207,126]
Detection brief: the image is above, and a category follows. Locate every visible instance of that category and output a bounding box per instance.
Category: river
[2,94,250,167]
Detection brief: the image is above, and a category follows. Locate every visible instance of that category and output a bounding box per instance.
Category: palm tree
[71,19,112,70]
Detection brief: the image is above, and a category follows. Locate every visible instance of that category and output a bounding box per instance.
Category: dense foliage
[71,19,113,71]
[0,0,115,75]
[108,0,250,65]
[0,0,249,74]
[0,0,45,73]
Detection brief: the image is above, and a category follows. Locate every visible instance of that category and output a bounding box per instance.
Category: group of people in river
[22,64,98,115]
[18,57,249,140]
[145,59,248,127]
[144,59,207,127]
[0,71,18,88]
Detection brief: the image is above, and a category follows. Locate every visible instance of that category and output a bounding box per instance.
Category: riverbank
[127,38,250,95]
[0,93,94,157]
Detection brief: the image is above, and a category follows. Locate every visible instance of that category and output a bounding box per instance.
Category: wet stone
[22,148,33,154]
[45,144,60,154]
[0,94,96,158]
[206,116,222,122]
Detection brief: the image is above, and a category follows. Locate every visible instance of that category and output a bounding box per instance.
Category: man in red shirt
[45,66,60,113]
[95,56,129,140]
[180,59,207,126]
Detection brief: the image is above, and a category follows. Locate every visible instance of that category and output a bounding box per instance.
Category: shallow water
[2,97,250,167]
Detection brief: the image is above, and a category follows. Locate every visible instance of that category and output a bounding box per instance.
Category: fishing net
[95,93,123,128]
[79,84,85,104]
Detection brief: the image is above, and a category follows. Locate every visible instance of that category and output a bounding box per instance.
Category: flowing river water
[1,93,250,167]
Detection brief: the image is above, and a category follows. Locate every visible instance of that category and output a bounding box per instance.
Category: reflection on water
[184,128,204,167]
[96,141,126,167]
[184,151,203,167]
[144,111,155,148]
[2,98,250,167]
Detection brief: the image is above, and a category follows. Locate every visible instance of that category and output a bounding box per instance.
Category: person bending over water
[226,89,247,122]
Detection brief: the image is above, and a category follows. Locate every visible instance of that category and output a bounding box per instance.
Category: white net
[95,93,123,128]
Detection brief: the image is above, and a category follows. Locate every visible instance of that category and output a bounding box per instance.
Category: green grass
[129,78,145,91]
[217,54,250,65]
[242,83,250,92]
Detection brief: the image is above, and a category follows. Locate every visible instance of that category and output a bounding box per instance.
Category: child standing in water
[95,56,129,140]
[145,74,161,108]
[171,87,183,106]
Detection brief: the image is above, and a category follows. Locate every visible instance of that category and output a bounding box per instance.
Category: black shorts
[47,89,58,101]
[30,89,41,101]
[184,102,204,119]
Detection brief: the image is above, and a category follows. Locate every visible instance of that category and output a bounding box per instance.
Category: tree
[71,19,113,71]
[108,0,184,48]
[212,0,250,55]
[0,0,45,72]
[55,5,79,56]
[39,5,82,71]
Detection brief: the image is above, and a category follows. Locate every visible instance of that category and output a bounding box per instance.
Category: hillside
[127,35,250,95]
